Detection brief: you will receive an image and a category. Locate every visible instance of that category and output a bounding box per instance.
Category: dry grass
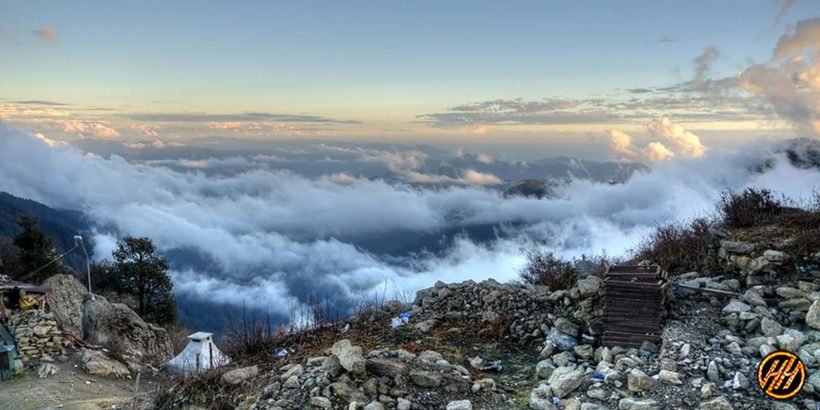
[519,250,577,290]
[631,218,716,274]
[719,188,784,229]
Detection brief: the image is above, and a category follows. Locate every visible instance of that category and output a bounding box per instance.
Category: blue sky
[1,0,818,149]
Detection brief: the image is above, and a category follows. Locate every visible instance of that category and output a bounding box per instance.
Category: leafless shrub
[519,250,577,290]
[632,218,714,274]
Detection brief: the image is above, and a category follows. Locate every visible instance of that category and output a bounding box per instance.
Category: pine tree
[112,236,178,325]
[13,216,60,282]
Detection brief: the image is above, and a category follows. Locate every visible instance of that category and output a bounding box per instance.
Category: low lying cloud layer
[1,123,819,327]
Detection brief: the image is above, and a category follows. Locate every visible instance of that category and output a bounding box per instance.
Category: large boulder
[43,274,89,338]
[82,295,173,365]
[79,349,130,378]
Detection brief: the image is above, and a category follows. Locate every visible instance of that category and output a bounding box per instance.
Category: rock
[658,369,683,385]
[722,300,751,314]
[627,368,654,392]
[415,319,437,333]
[700,396,733,410]
[724,342,742,356]
[365,358,406,377]
[82,295,173,364]
[554,318,579,336]
[36,363,57,378]
[397,398,412,410]
[707,360,720,382]
[310,397,332,408]
[471,378,496,393]
[536,360,556,379]
[280,364,303,381]
[720,240,755,254]
[409,370,441,387]
[79,349,130,378]
[701,383,716,399]
[548,366,585,398]
[761,317,784,337]
[618,398,659,410]
[742,289,767,308]
[323,355,343,377]
[574,344,593,360]
[732,371,750,390]
[331,381,368,403]
[529,383,556,410]
[222,365,258,385]
[364,402,385,410]
[547,328,577,351]
[43,274,89,339]
[331,339,366,376]
[806,301,820,330]
[446,400,472,410]
[764,250,789,263]
[777,287,806,299]
[576,276,602,297]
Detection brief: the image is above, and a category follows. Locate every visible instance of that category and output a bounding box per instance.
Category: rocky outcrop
[43,273,89,338]
[82,295,173,365]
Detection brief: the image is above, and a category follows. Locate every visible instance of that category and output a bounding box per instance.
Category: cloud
[734,18,820,136]
[34,26,57,44]
[61,120,120,138]
[693,47,720,90]
[13,100,70,106]
[122,112,361,124]
[774,0,802,22]
[609,118,706,162]
[773,17,820,60]
[130,124,160,138]
[1,123,819,325]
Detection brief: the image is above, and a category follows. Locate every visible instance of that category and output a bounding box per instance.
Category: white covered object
[166,331,230,375]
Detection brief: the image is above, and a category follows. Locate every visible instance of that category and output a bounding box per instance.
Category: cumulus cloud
[61,120,120,138]
[1,123,819,325]
[736,18,820,136]
[609,118,706,162]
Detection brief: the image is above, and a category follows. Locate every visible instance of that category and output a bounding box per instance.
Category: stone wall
[8,310,67,363]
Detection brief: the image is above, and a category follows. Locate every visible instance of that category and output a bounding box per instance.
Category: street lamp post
[73,235,94,301]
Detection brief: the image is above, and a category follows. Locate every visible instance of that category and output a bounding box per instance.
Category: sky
[1,0,819,159]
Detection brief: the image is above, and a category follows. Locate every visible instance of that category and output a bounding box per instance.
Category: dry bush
[153,367,251,410]
[632,218,714,274]
[719,188,783,228]
[519,250,577,290]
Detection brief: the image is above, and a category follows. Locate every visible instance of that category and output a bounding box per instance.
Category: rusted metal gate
[602,265,668,348]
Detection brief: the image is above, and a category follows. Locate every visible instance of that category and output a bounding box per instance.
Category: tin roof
[0,274,49,293]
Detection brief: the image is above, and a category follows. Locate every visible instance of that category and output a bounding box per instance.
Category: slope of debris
[155,223,820,410]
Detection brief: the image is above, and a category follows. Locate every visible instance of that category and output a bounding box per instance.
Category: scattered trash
[276,348,289,358]
[390,312,412,328]
[341,324,351,333]
[469,356,503,372]
[552,397,561,405]
[592,370,604,380]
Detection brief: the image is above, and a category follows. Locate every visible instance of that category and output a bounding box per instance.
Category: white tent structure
[166,332,230,375]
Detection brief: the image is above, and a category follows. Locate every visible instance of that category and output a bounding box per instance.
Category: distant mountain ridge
[0,191,92,273]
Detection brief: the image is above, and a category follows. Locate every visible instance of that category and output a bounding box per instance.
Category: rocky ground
[153,220,820,410]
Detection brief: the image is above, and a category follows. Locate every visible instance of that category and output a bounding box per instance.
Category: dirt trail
[0,361,152,410]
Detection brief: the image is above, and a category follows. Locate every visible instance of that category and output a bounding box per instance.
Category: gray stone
[536,360,556,379]
[777,287,806,299]
[720,240,755,254]
[761,317,784,337]
[707,360,720,382]
[658,369,683,385]
[310,397,332,408]
[280,364,303,381]
[627,368,654,392]
[764,250,789,263]
[364,402,385,410]
[547,327,577,351]
[576,276,602,297]
[331,339,366,376]
[446,400,472,410]
[618,398,659,410]
[732,371,749,390]
[409,370,441,387]
[554,318,579,336]
[742,289,767,308]
[222,365,258,385]
[397,398,412,410]
[548,366,585,398]
[331,381,368,403]
[529,383,556,410]
[722,300,751,314]
[699,396,733,410]
[806,300,820,330]
[365,359,407,378]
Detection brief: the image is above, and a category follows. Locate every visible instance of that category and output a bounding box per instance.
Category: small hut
[0,275,50,321]
[166,332,230,375]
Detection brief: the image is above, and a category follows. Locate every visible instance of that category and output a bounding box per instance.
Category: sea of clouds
[1,122,819,328]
